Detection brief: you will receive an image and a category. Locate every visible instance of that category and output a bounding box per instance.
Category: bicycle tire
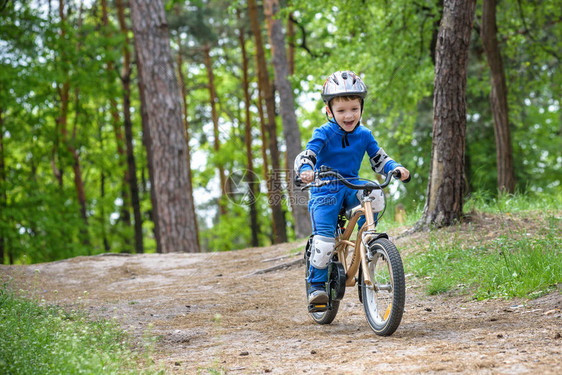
[357,267,363,303]
[309,300,340,324]
[361,238,405,336]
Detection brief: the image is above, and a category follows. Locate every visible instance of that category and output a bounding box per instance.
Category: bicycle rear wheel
[361,238,405,336]
[305,250,340,325]
[309,300,340,324]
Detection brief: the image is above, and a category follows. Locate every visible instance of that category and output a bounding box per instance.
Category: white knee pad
[310,235,336,269]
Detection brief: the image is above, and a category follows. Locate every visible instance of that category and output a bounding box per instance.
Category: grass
[464,189,562,214]
[0,286,161,375]
[329,190,561,300]
[388,190,562,300]
[405,215,561,299]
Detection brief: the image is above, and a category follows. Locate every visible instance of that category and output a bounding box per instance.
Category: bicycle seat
[345,205,362,220]
[339,205,357,221]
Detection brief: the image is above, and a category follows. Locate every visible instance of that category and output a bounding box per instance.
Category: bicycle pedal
[308,303,329,313]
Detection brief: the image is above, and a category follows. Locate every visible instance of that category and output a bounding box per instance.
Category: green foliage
[0,287,160,374]
[291,0,438,133]
[291,0,561,210]
[201,203,253,251]
[466,0,562,195]
[1,0,152,263]
[406,214,561,300]
[1,0,560,262]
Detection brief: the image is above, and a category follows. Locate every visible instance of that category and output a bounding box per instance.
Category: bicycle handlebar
[296,165,407,192]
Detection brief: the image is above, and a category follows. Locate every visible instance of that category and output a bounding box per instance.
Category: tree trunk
[102,0,132,249]
[51,123,64,187]
[70,88,90,249]
[74,2,89,245]
[256,83,277,243]
[176,24,200,250]
[58,0,90,248]
[203,44,228,217]
[248,0,287,244]
[480,0,516,194]
[77,3,90,240]
[0,108,5,264]
[418,0,476,229]
[136,56,160,251]
[52,0,70,189]
[98,120,111,252]
[238,10,260,247]
[129,0,199,253]
[117,0,144,254]
[287,12,295,75]
[264,0,311,239]
[50,0,64,188]
[248,13,279,245]
[430,0,444,66]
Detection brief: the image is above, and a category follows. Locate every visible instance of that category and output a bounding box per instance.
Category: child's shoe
[308,287,328,304]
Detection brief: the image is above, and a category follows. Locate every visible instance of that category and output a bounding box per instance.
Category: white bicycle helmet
[321,70,367,104]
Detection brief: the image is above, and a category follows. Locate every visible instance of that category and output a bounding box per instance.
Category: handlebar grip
[294,175,303,187]
[392,169,411,183]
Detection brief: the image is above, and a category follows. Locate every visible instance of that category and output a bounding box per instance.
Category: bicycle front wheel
[361,238,405,336]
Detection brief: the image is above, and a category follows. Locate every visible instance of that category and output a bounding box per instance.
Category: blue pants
[309,184,366,237]
[307,183,368,288]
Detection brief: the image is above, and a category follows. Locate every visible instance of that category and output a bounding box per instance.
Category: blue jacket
[299,120,399,179]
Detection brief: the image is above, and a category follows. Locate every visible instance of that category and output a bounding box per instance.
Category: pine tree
[129,0,200,253]
[480,0,516,194]
[263,0,311,239]
[418,0,477,228]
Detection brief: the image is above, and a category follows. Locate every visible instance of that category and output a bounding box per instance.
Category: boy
[294,70,410,304]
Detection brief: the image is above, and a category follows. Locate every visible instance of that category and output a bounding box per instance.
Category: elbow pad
[294,150,317,174]
[370,148,392,174]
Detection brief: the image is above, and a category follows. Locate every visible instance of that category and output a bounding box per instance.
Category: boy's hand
[395,167,410,181]
[300,170,315,184]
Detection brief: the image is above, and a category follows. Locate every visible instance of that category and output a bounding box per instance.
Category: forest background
[0,0,560,264]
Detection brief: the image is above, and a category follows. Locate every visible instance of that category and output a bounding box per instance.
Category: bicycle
[297,165,407,336]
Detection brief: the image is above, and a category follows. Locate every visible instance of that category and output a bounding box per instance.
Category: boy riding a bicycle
[294,70,410,305]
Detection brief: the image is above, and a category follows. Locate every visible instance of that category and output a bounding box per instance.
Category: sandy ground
[2,213,561,374]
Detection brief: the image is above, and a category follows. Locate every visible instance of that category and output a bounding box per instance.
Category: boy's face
[326,98,362,132]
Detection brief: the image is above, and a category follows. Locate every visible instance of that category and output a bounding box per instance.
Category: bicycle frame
[335,199,379,288]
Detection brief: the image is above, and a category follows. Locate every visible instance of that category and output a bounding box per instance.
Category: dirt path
[2,216,561,374]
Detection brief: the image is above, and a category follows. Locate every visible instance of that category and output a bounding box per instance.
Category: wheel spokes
[367,254,394,323]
